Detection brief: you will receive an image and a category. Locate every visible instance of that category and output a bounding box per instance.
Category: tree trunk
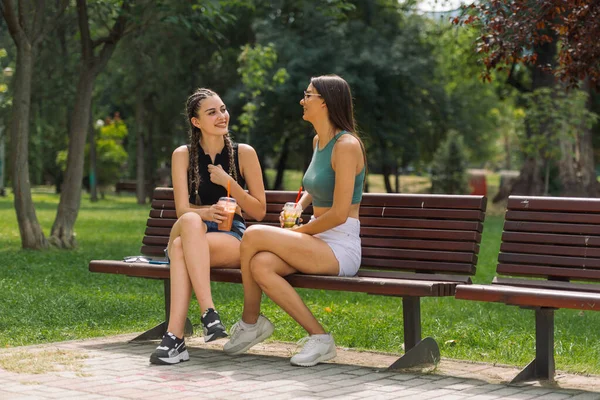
[394,157,400,193]
[50,70,96,248]
[135,94,146,204]
[273,135,290,190]
[10,44,48,249]
[558,81,598,197]
[495,40,557,202]
[89,114,98,202]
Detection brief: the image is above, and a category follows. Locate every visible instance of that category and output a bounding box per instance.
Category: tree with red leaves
[456,0,600,198]
[456,1,600,89]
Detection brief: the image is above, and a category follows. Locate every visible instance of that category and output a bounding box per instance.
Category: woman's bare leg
[240,225,339,332]
[165,213,242,337]
[166,236,192,338]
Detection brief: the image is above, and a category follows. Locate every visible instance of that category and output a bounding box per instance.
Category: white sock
[240,320,257,330]
[311,333,332,341]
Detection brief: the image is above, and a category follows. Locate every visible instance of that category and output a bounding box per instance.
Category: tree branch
[32,0,69,48]
[506,61,531,93]
[32,0,44,39]
[93,0,132,73]
[1,0,25,44]
[76,0,93,61]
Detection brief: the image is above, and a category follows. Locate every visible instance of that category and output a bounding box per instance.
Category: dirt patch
[0,348,89,375]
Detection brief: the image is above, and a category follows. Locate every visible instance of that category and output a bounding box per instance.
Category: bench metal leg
[130,279,194,342]
[511,308,555,383]
[388,297,440,370]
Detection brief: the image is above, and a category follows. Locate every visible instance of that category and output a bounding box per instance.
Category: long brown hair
[310,74,368,179]
[185,88,237,204]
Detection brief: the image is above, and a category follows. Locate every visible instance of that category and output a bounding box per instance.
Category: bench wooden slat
[499,252,600,269]
[359,207,485,221]
[362,247,477,263]
[500,242,600,258]
[361,237,479,253]
[501,231,600,247]
[149,210,177,219]
[455,284,600,311]
[506,210,600,224]
[504,221,600,235]
[497,263,600,281]
[359,217,484,232]
[508,196,600,213]
[492,277,600,294]
[147,218,177,228]
[145,227,172,237]
[140,245,168,256]
[358,270,472,284]
[360,227,481,242]
[89,260,460,297]
[361,258,475,273]
[360,193,486,210]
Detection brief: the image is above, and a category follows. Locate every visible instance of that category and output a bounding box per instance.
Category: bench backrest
[143,188,486,278]
[499,195,600,282]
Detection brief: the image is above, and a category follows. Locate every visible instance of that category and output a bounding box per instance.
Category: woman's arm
[208,144,266,221]
[234,144,267,221]
[294,135,363,235]
[172,145,211,219]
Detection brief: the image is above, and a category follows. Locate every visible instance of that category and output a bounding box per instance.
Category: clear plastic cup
[282,202,303,229]
[217,197,237,231]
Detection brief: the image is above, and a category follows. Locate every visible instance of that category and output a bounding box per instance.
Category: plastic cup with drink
[217,197,237,231]
[282,202,303,229]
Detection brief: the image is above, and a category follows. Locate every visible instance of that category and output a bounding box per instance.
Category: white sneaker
[222,315,274,355]
[290,334,337,367]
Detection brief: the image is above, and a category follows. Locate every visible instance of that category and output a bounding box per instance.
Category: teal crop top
[302,131,366,208]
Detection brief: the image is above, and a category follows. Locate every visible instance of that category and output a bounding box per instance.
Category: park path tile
[0,333,598,399]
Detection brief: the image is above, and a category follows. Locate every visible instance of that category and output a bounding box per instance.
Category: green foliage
[56,117,128,186]
[430,130,469,194]
[521,87,597,160]
[236,43,289,144]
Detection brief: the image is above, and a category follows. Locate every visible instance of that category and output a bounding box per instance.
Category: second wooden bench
[456,195,600,382]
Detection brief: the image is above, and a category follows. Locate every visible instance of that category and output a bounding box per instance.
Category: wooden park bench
[90,187,486,369]
[455,195,600,383]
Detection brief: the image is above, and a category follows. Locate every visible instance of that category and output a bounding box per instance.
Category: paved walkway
[1,334,599,399]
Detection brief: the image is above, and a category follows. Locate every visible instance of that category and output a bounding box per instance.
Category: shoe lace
[296,336,319,354]
[229,322,243,339]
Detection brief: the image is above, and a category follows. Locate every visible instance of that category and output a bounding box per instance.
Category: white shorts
[311,216,362,277]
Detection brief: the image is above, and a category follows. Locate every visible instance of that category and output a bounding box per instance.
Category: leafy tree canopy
[456,1,600,89]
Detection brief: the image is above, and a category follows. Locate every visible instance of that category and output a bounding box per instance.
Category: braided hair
[185,88,238,205]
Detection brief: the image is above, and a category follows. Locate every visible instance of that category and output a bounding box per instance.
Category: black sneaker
[149,331,189,365]
[201,308,228,342]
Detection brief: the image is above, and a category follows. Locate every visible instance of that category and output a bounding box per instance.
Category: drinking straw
[227,180,230,198]
[295,186,303,204]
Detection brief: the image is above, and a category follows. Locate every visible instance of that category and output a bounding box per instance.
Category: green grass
[1,185,599,375]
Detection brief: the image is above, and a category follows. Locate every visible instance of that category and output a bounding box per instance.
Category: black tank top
[188,143,246,205]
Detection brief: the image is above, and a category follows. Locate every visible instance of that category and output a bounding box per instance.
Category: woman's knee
[178,212,205,234]
[241,224,274,253]
[250,252,279,285]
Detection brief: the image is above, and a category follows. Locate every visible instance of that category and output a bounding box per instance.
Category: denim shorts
[164,214,246,262]
[205,213,246,241]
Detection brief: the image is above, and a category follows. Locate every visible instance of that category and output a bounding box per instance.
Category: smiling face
[191,95,229,137]
[300,83,326,123]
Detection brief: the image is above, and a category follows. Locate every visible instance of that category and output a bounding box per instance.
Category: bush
[430,130,469,194]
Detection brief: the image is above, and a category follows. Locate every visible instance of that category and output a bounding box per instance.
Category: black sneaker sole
[149,350,190,365]
[204,328,228,343]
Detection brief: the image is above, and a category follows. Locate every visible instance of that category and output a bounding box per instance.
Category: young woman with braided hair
[150,88,266,365]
